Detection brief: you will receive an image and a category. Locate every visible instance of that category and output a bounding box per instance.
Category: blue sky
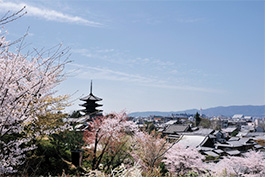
[0,0,264,114]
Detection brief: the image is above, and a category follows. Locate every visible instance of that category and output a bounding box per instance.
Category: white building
[232,114,244,119]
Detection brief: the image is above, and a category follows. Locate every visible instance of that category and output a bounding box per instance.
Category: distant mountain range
[128,105,265,117]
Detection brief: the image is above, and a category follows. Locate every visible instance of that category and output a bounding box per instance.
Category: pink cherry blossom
[131,130,168,171]
[0,28,69,174]
[163,143,206,175]
[83,112,138,170]
[208,150,265,176]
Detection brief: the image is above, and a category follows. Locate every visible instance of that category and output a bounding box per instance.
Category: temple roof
[79,102,103,107]
[80,80,103,101]
[80,93,102,101]
[80,109,103,113]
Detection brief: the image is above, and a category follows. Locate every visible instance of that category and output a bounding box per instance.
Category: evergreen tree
[195,112,201,127]
[70,110,82,118]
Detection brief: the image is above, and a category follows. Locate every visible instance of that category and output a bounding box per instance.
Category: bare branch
[0,6,27,26]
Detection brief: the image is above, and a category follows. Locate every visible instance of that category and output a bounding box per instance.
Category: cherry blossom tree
[83,112,138,171]
[0,6,26,26]
[131,130,168,172]
[111,161,142,177]
[25,95,71,140]
[209,150,265,177]
[0,15,70,174]
[162,143,206,175]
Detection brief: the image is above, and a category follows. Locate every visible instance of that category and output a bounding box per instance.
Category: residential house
[163,124,192,141]
[215,137,257,153]
[222,127,239,136]
[176,134,214,148]
[232,114,244,119]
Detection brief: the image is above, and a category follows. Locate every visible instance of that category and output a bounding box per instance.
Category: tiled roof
[189,128,215,136]
[163,125,190,134]
[204,151,219,157]
[165,120,178,125]
[79,102,102,107]
[197,146,214,151]
[254,144,263,149]
[177,135,208,148]
[229,137,240,141]
[222,127,237,133]
[225,150,241,156]
[213,149,224,154]
[227,141,245,148]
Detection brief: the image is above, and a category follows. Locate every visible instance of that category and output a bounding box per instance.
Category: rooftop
[177,135,208,148]
[80,93,102,101]
[163,124,190,134]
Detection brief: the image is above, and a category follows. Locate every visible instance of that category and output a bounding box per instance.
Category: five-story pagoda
[79,81,103,116]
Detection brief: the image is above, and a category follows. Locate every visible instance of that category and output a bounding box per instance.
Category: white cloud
[145,83,223,93]
[69,63,222,93]
[69,63,158,84]
[0,1,102,27]
[71,47,220,93]
[73,47,175,68]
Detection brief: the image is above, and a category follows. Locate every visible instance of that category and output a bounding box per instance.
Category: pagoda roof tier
[79,103,103,107]
[80,109,103,113]
[80,93,102,101]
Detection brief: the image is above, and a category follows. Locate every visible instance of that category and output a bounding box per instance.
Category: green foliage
[230,130,239,137]
[18,128,84,176]
[180,171,200,177]
[205,155,220,162]
[198,118,211,128]
[159,162,169,176]
[69,110,82,118]
[52,129,84,151]
[20,138,72,176]
[143,122,156,134]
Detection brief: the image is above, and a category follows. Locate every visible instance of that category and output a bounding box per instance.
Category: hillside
[128,105,265,117]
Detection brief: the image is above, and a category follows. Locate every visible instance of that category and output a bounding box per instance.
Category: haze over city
[0,0,263,114]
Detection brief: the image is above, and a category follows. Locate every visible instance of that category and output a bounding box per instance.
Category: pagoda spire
[90,80,92,94]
